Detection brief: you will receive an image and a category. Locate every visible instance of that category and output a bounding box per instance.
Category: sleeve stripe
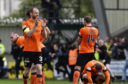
[24,28,30,32]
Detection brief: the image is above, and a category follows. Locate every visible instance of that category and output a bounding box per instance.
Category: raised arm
[42,27,48,41]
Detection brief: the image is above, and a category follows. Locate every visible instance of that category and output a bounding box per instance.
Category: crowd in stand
[104,37,128,60]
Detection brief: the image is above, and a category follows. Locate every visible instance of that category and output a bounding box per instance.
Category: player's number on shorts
[88,34,95,44]
[39,56,43,62]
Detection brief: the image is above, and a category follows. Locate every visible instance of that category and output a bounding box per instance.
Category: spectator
[112,37,126,60]
[68,43,78,81]
[117,37,126,60]
[122,39,128,82]
[50,43,69,80]
[104,37,113,57]
[0,39,7,78]
[96,39,115,81]
[0,39,5,57]
[49,43,63,78]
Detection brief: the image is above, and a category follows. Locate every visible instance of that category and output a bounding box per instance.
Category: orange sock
[73,70,80,84]
[23,75,28,84]
[31,73,36,84]
[42,72,45,84]
[36,75,42,84]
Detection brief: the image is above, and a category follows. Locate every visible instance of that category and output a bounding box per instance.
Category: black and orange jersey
[22,19,44,52]
[82,60,107,75]
[16,36,24,48]
[79,26,98,54]
[82,60,110,84]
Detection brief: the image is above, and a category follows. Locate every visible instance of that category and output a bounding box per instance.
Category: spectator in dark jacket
[96,39,115,81]
[50,43,69,79]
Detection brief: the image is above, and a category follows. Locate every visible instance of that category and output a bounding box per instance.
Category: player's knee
[74,72,79,78]
[73,69,80,78]
[36,64,42,74]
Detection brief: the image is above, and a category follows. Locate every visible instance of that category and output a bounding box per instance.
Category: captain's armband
[23,27,30,32]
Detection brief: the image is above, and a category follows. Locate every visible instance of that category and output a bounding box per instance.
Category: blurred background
[0,0,128,83]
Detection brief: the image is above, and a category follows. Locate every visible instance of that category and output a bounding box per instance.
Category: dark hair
[95,63,102,70]
[26,7,37,17]
[84,16,92,23]
[53,42,60,48]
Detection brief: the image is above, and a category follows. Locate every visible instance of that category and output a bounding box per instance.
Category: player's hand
[42,18,47,27]
[35,20,38,27]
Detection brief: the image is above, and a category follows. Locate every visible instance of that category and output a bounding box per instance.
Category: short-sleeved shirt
[22,19,44,52]
[79,26,98,54]
[82,60,107,76]
[16,36,24,48]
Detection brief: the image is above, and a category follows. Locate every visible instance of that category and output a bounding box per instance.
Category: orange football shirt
[82,60,106,75]
[16,36,24,47]
[82,60,110,84]
[79,26,98,53]
[22,19,44,52]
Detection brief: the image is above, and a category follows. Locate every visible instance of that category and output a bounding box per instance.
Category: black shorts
[41,47,49,65]
[42,47,49,58]
[23,51,42,68]
[76,53,95,70]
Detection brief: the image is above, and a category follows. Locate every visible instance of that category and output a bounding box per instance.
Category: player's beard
[32,15,38,20]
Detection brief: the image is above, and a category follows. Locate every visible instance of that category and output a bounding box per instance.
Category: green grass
[0,79,128,84]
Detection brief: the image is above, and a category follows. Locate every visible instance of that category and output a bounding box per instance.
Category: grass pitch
[0,79,127,84]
